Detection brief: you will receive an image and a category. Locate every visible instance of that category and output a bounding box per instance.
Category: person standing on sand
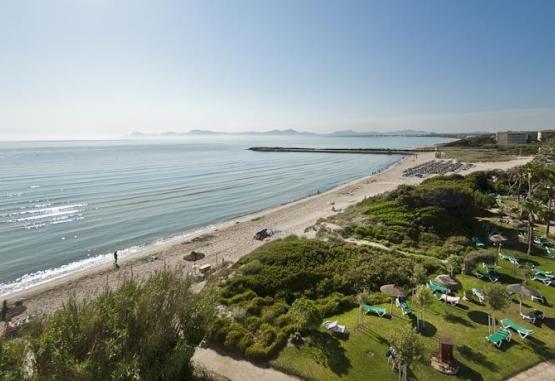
[1,300,7,322]
[113,250,118,266]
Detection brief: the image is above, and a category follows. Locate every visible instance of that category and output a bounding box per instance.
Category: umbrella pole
[390,298,394,316]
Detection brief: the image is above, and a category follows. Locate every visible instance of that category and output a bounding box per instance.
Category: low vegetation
[440,134,542,162]
[209,237,438,361]
[328,172,503,257]
[0,271,217,381]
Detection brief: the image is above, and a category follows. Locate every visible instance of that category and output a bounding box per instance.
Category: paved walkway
[507,360,555,381]
[192,348,300,381]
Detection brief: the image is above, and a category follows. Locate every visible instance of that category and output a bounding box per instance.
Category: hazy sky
[1,0,554,140]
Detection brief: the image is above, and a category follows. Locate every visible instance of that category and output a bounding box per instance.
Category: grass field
[442,148,517,162]
[271,245,555,381]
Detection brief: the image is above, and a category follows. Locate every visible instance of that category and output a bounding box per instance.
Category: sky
[1,0,554,140]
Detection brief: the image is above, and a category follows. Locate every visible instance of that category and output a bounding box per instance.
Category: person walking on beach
[1,300,7,322]
[113,250,118,266]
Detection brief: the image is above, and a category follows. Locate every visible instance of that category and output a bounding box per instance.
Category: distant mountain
[129,129,484,138]
[188,129,219,135]
[242,129,316,136]
[129,129,316,137]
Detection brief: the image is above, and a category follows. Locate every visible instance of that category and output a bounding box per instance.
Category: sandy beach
[2,152,532,317]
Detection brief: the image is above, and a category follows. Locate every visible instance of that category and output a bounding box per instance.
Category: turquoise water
[0,135,452,294]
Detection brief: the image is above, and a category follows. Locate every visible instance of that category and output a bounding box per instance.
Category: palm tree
[513,162,542,203]
[518,198,547,255]
[539,166,555,237]
[510,169,527,204]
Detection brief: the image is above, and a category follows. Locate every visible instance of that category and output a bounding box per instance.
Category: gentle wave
[0,224,217,297]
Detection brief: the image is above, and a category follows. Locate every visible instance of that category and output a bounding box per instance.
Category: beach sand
[2,152,533,317]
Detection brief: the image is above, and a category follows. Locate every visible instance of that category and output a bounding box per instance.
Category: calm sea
[0,135,453,295]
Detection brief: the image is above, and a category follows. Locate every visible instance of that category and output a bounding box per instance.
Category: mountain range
[129,129,472,138]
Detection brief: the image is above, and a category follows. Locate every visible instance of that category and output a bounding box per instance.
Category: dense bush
[211,238,421,361]
[2,271,217,381]
[336,172,499,255]
[464,251,497,272]
[0,338,26,381]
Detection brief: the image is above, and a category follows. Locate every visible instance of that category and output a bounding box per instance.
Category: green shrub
[0,338,26,381]
[316,293,357,317]
[464,251,497,272]
[245,296,273,315]
[224,289,257,305]
[274,314,292,328]
[20,271,216,381]
[358,292,389,306]
[245,316,262,331]
[261,302,289,323]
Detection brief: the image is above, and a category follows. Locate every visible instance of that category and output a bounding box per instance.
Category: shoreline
[2,153,533,316]
[0,155,404,298]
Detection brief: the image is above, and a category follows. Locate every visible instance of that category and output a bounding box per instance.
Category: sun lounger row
[402,160,472,178]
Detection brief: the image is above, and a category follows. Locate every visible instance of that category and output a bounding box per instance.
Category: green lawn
[271,247,555,380]
[442,148,517,162]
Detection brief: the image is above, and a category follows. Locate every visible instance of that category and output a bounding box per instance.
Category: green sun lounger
[499,252,534,268]
[472,288,486,303]
[533,268,554,278]
[427,280,449,294]
[473,270,499,282]
[472,236,485,248]
[499,252,514,262]
[545,247,555,259]
[395,298,412,315]
[500,319,534,339]
[482,262,497,272]
[520,310,544,324]
[361,304,387,317]
[486,328,511,348]
[534,273,553,286]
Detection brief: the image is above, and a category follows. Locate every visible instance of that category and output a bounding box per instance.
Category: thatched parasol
[434,275,461,291]
[506,284,543,312]
[511,220,526,229]
[380,284,408,298]
[380,284,408,315]
[489,234,508,244]
[489,234,508,253]
[184,251,205,262]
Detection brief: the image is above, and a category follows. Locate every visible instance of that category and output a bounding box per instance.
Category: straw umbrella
[433,275,460,304]
[506,284,542,314]
[380,284,408,315]
[489,234,508,254]
[434,275,461,291]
